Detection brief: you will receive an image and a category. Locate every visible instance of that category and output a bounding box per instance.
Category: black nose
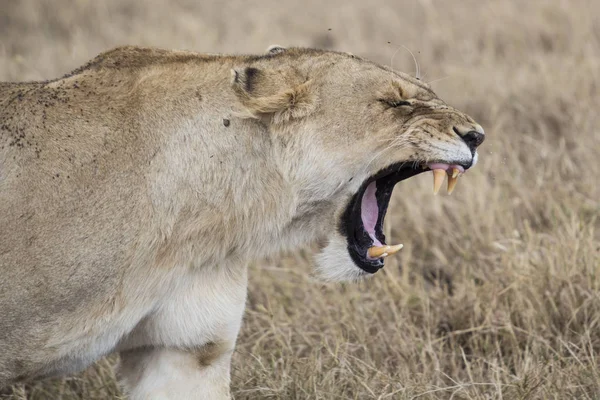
[454,127,485,152]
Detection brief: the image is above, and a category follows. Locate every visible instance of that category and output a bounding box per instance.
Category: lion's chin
[313,236,371,282]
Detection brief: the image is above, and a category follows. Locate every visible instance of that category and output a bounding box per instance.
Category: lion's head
[232,47,484,281]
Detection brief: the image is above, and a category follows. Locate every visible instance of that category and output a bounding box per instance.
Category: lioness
[0,45,484,399]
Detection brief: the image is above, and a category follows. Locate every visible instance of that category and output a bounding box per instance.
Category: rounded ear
[266,45,286,55]
[231,66,317,125]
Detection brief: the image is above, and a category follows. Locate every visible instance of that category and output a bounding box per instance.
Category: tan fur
[0,45,483,398]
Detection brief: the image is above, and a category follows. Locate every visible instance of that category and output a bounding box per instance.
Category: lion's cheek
[313,233,371,283]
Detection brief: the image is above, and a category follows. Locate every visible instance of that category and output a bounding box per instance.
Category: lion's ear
[231,67,317,125]
[266,45,286,55]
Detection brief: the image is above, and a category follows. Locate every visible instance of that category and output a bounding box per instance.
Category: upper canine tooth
[447,173,459,195]
[385,244,404,255]
[432,169,446,195]
[447,167,460,195]
[368,245,390,258]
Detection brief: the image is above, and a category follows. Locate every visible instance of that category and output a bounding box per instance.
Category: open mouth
[341,161,470,274]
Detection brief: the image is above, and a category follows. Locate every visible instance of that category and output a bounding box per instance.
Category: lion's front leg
[119,342,234,400]
[117,263,248,399]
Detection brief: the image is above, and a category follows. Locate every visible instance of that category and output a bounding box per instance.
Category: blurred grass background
[1,0,599,398]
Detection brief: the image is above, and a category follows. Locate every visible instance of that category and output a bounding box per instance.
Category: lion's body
[0,49,259,397]
[0,46,482,399]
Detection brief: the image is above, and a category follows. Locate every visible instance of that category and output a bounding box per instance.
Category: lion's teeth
[447,168,460,194]
[447,174,458,195]
[368,245,390,258]
[433,169,446,195]
[385,244,404,255]
[367,244,403,258]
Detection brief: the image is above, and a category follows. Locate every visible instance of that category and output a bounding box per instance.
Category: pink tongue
[361,181,383,246]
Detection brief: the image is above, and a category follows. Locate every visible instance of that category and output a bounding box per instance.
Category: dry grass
[1,0,599,399]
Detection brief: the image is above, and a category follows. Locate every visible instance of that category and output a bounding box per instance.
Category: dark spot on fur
[194,341,229,367]
[244,67,260,93]
[223,118,230,127]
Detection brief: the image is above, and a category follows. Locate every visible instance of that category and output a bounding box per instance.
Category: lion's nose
[453,125,485,153]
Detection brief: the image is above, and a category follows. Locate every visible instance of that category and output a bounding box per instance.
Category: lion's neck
[146,112,337,268]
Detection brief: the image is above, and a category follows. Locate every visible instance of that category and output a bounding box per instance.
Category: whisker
[402,45,420,80]
[426,76,451,85]
[387,42,421,80]
[389,46,403,75]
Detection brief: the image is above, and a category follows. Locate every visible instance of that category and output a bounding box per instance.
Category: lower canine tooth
[385,244,404,255]
[368,245,390,258]
[433,169,446,195]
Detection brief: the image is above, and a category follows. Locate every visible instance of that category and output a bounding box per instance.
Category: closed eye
[380,99,412,108]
